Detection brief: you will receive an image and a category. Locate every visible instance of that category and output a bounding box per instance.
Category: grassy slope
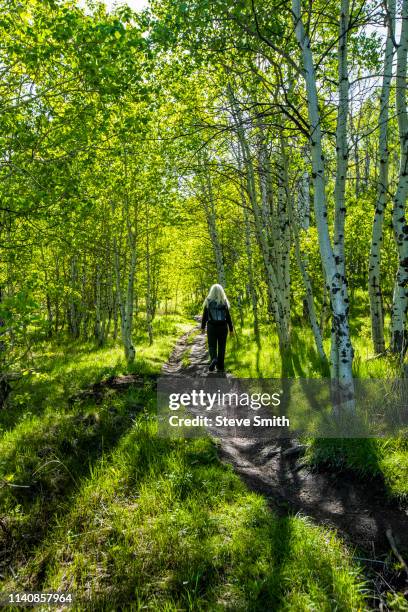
[226,311,408,500]
[0,314,367,610]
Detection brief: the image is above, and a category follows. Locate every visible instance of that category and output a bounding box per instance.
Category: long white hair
[204,284,230,308]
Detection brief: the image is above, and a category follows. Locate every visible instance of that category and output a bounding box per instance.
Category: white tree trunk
[239,151,260,337]
[390,0,408,354]
[278,139,292,332]
[111,148,138,363]
[124,240,137,362]
[293,172,327,361]
[229,92,291,350]
[113,233,136,363]
[200,163,226,287]
[69,256,80,338]
[369,0,395,354]
[145,201,154,346]
[333,0,350,285]
[292,0,354,409]
[298,170,310,230]
[94,264,103,345]
[331,0,351,381]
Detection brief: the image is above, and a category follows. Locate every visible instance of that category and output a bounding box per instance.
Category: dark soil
[69,373,157,405]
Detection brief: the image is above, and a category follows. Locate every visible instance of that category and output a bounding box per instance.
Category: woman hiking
[201,284,234,373]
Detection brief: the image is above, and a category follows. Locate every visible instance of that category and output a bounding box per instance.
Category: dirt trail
[162,324,408,561]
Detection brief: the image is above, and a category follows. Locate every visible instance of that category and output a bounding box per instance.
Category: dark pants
[207,322,228,370]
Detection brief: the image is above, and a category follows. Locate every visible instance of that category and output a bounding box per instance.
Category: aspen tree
[292,0,355,408]
[390,0,408,355]
[229,88,291,350]
[369,0,396,354]
[199,157,226,287]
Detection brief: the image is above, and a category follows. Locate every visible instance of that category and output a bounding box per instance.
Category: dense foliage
[1,0,407,389]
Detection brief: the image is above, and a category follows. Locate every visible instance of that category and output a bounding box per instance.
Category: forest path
[161,322,408,563]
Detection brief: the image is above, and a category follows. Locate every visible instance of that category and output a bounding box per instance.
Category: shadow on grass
[34,431,298,611]
[2,332,170,432]
[288,329,330,378]
[0,390,144,573]
[2,346,127,433]
[228,324,330,380]
[1,317,191,583]
[10,421,366,611]
[307,437,383,480]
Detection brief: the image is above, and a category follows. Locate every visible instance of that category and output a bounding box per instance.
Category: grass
[305,437,408,499]
[4,423,367,610]
[226,307,408,500]
[0,313,369,610]
[226,314,399,380]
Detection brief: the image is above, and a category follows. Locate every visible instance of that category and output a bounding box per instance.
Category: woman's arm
[201,306,208,331]
[226,308,234,333]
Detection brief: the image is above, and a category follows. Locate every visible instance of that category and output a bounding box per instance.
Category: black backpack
[208,300,227,322]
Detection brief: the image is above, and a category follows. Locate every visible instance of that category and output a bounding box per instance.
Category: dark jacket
[201,303,233,332]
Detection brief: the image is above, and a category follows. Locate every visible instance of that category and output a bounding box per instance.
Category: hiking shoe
[209,358,217,372]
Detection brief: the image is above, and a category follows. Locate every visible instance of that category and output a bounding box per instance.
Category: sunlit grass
[226,308,401,380]
[227,322,328,378]
[3,422,366,610]
[0,313,368,609]
[0,314,192,575]
[227,307,408,499]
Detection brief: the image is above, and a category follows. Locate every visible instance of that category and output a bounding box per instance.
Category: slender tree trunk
[364,149,370,188]
[80,261,88,339]
[292,0,354,410]
[124,243,137,362]
[113,232,136,363]
[94,265,104,346]
[369,0,396,354]
[0,286,10,409]
[244,209,259,337]
[113,290,119,340]
[145,202,154,346]
[200,163,226,287]
[277,139,292,335]
[229,88,290,350]
[54,254,60,333]
[298,170,310,230]
[390,0,408,355]
[292,172,327,361]
[354,136,360,197]
[240,171,260,338]
[331,0,351,379]
[69,256,80,339]
[46,294,53,337]
[320,276,329,334]
[40,247,53,337]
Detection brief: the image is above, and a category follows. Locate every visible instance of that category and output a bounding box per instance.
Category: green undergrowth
[305,437,408,500]
[0,314,368,610]
[226,309,408,501]
[2,420,366,611]
[226,311,399,380]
